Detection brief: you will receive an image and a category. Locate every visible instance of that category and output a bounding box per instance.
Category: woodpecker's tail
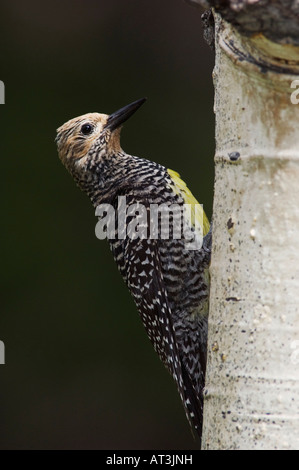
[181,361,204,443]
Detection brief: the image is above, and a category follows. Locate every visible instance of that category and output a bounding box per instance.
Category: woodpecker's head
[56,98,146,172]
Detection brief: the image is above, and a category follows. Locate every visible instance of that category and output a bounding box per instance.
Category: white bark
[202,13,299,450]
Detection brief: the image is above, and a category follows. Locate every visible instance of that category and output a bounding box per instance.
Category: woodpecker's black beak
[105,97,147,131]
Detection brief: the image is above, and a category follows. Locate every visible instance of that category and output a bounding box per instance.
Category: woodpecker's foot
[203,221,212,253]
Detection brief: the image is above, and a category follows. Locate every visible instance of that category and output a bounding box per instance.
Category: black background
[1,0,214,449]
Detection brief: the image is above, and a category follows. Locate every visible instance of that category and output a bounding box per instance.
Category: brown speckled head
[56,98,146,171]
[56,113,112,168]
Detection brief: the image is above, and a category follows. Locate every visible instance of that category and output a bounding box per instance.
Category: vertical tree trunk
[188,1,299,449]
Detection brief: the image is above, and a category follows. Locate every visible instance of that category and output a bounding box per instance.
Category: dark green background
[1,0,214,449]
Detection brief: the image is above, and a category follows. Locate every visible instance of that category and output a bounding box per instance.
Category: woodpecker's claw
[203,221,212,253]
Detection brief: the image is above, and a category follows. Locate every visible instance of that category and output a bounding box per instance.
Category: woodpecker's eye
[81,123,94,135]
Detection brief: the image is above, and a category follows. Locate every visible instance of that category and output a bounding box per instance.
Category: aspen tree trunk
[188,0,299,450]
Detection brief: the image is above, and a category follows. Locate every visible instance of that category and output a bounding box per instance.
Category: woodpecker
[56,98,211,441]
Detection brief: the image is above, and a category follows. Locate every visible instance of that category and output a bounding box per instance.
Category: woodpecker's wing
[124,236,181,374]
[122,234,203,438]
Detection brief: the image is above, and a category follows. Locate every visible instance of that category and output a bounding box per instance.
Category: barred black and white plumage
[56,98,211,442]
